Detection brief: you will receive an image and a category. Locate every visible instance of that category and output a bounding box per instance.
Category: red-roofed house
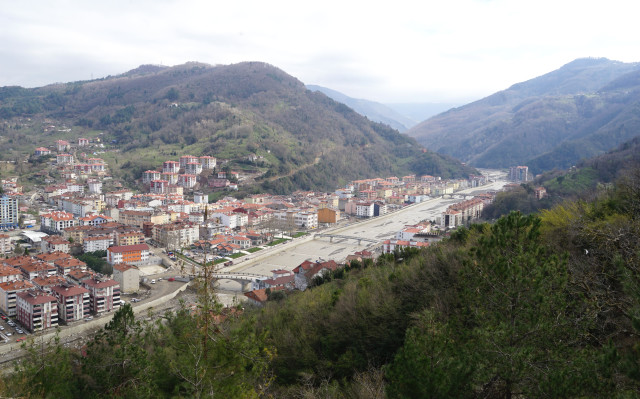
[55,258,87,275]
[35,147,52,156]
[16,289,58,331]
[40,235,71,253]
[36,251,73,265]
[0,265,22,283]
[56,140,70,152]
[32,275,68,292]
[67,268,97,284]
[252,274,295,291]
[41,211,76,233]
[20,261,57,280]
[293,260,340,291]
[382,239,429,254]
[78,214,113,227]
[243,286,285,306]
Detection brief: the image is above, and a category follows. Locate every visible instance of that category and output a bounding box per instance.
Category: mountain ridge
[0,62,477,193]
[407,57,640,173]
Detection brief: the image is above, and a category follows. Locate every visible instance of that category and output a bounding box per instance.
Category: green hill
[0,62,475,192]
[407,58,640,174]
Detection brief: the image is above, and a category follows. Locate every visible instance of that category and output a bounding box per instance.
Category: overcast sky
[2,0,639,103]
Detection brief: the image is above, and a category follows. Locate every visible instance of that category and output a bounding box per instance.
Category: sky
[1,0,640,104]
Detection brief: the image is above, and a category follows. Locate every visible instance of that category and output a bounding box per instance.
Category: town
[0,136,539,345]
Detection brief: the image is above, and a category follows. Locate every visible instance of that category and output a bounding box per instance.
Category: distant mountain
[385,102,460,125]
[407,58,640,174]
[0,62,476,193]
[306,85,415,132]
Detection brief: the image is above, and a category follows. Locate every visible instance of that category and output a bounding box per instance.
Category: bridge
[314,233,378,245]
[206,272,269,291]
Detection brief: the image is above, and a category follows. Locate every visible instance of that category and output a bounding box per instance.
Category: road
[216,176,509,292]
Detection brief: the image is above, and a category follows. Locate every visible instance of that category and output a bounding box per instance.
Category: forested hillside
[4,167,640,398]
[483,136,640,219]
[0,62,475,193]
[407,58,640,173]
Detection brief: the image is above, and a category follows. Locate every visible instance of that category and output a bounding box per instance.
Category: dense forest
[3,167,640,397]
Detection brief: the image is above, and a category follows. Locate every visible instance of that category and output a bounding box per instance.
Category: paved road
[216,177,509,292]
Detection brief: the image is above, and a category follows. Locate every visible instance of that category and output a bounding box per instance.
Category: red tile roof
[16,290,56,305]
[108,244,150,253]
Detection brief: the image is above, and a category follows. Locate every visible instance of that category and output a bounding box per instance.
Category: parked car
[167,277,175,282]
[151,279,156,284]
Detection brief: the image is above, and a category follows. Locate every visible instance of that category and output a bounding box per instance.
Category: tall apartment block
[0,195,19,229]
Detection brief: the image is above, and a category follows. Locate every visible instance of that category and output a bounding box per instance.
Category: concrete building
[178,174,197,189]
[106,244,150,265]
[40,235,71,253]
[0,234,12,254]
[318,208,340,224]
[50,283,90,323]
[199,156,217,169]
[355,202,375,218]
[153,222,199,250]
[40,211,76,234]
[179,155,199,169]
[16,289,58,332]
[0,265,22,283]
[0,195,19,229]
[163,161,180,174]
[509,165,529,182]
[143,170,162,184]
[0,280,34,316]
[185,162,203,175]
[112,263,139,293]
[81,276,120,315]
[83,235,112,253]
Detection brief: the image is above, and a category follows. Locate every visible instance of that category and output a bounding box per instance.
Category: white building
[112,263,139,293]
[0,196,19,229]
[40,211,76,234]
[178,174,197,189]
[163,161,180,174]
[185,162,203,175]
[83,235,112,252]
[87,180,102,194]
[355,202,375,218]
[199,156,217,169]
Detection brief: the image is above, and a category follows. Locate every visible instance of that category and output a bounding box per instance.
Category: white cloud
[1,0,640,102]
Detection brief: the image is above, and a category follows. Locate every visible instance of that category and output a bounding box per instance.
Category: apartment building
[106,244,150,265]
[81,276,120,315]
[112,263,139,293]
[0,195,19,229]
[0,280,34,316]
[153,222,199,250]
[16,289,58,332]
[51,283,90,323]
